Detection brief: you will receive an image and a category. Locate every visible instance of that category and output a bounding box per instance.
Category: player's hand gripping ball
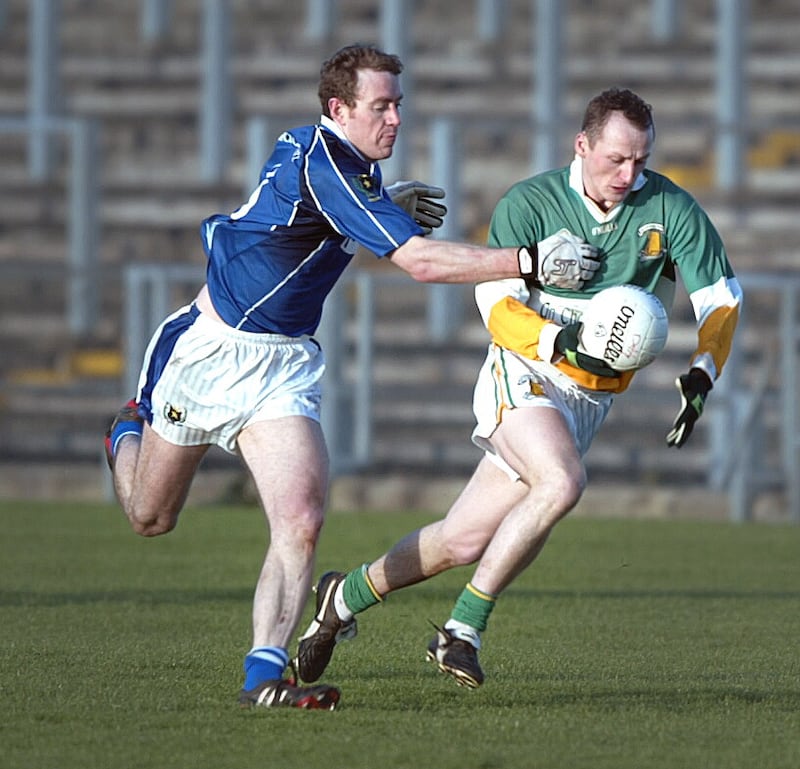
[578,284,669,372]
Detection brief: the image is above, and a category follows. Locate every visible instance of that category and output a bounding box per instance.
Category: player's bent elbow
[405,261,442,284]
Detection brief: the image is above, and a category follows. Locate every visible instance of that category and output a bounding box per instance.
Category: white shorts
[135,304,325,454]
[472,344,614,480]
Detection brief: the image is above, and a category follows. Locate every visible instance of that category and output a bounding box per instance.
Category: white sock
[444,619,481,649]
[333,582,355,623]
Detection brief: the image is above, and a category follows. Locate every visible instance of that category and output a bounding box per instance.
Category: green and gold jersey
[477,157,742,393]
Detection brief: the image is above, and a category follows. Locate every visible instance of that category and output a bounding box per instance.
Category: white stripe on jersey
[307,127,404,249]
[689,274,743,326]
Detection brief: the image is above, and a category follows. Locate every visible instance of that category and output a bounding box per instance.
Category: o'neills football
[579,284,669,371]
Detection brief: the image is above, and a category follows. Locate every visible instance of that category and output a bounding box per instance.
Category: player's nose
[386,104,401,126]
[618,161,636,185]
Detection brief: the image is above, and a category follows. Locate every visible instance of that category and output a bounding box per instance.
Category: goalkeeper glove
[665,368,713,448]
[517,229,601,290]
[554,322,619,377]
[385,180,448,235]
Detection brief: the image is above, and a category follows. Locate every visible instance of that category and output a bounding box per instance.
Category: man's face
[328,68,402,161]
[575,111,654,211]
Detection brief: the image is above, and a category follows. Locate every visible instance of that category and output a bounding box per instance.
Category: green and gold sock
[450,582,497,632]
[341,563,383,615]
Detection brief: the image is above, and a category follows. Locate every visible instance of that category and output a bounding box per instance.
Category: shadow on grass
[335,669,800,713]
[0,587,252,607]
[408,585,800,602]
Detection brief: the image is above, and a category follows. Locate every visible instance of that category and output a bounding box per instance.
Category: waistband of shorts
[513,353,614,405]
[190,304,316,346]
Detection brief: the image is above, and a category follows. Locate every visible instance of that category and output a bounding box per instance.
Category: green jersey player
[295,87,742,691]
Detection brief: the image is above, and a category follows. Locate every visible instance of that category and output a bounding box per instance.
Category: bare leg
[468,405,585,595]
[237,416,329,650]
[368,457,527,594]
[113,422,209,537]
[368,405,583,597]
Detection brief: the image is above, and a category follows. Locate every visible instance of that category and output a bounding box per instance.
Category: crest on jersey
[637,223,667,262]
[164,403,187,425]
[351,173,382,202]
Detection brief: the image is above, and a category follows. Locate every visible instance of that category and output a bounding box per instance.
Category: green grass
[1,500,799,769]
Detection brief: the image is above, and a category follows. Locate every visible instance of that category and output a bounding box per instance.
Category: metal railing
[708,272,800,522]
[0,114,100,336]
[122,264,800,523]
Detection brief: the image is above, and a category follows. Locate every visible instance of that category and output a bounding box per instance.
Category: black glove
[555,322,620,377]
[385,181,448,235]
[412,195,448,233]
[665,368,713,448]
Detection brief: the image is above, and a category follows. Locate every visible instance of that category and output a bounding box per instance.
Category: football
[579,284,669,371]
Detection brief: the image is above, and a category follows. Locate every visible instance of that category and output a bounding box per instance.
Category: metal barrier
[123,265,800,522]
[0,114,100,336]
[708,272,800,522]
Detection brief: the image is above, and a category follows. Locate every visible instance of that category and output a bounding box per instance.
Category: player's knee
[130,516,177,537]
[125,502,178,537]
[297,510,325,545]
[538,464,586,521]
[277,505,325,551]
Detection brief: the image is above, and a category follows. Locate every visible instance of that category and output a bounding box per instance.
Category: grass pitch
[1,499,799,769]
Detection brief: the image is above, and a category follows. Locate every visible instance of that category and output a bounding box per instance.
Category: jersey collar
[319,115,369,163]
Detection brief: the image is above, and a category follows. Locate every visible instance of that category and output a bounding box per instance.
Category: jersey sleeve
[477,192,550,357]
[475,280,551,360]
[667,193,743,381]
[479,184,634,393]
[478,190,572,364]
[304,131,423,256]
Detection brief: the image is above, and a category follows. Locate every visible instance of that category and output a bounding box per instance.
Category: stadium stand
[0,0,797,519]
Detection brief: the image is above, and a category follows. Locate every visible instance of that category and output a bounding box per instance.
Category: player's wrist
[517,245,538,281]
[538,322,561,362]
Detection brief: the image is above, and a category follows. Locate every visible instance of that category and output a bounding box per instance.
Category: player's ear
[328,97,347,125]
[575,132,588,157]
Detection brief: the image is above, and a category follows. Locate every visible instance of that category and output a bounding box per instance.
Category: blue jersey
[200,116,423,335]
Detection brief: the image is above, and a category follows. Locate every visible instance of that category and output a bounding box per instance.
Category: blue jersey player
[104,44,602,710]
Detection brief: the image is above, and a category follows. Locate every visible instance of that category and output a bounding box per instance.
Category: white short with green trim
[471,343,614,480]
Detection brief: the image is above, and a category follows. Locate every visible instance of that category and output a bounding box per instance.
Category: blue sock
[110,421,143,457]
[243,646,289,690]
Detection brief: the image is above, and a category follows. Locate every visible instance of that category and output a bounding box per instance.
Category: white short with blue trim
[137,306,324,454]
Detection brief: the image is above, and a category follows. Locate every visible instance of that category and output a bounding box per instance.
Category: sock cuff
[243,646,289,689]
[246,646,289,667]
[361,563,384,602]
[466,582,497,603]
[342,563,383,614]
[111,424,143,456]
[451,583,497,633]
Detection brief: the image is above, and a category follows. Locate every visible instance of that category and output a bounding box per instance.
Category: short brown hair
[581,88,655,145]
[318,44,403,117]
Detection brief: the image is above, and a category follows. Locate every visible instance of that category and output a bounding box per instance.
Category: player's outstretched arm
[389,230,601,287]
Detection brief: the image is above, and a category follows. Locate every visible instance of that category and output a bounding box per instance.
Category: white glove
[517,228,601,290]
[386,180,448,235]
